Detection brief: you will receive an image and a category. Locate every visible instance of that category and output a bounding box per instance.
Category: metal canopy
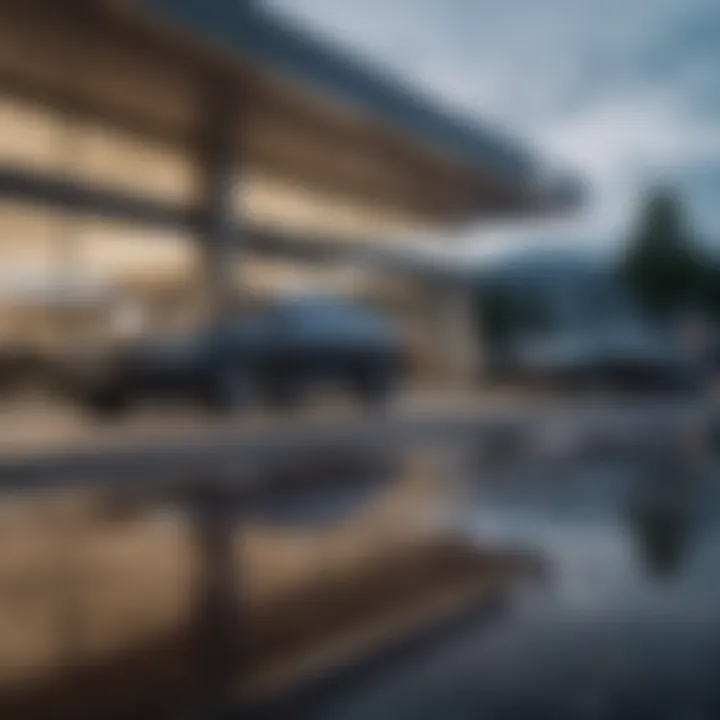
[129,0,582,220]
[0,0,581,237]
[137,0,531,182]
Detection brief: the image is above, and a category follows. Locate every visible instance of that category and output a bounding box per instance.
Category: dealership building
[0,0,579,383]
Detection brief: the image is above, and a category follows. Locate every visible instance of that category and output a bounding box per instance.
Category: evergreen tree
[622,189,702,322]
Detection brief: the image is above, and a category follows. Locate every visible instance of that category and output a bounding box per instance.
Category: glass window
[73,218,198,286]
[0,93,199,204]
[0,201,58,276]
[73,119,199,204]
[0,94,69,175]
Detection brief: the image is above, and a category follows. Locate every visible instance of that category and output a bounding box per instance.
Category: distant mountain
[471,247,612,285]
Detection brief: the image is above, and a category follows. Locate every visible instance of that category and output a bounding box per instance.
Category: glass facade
[241,169,419,241]
[0,94,199,203]
[0,89,203,351]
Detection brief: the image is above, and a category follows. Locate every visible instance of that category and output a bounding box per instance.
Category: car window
[277,301,392,342]
[276,302,365,327]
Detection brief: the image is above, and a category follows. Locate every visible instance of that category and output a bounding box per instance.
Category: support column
[185,479,240,717]
[199,78,243,318]
[435,284,480,389]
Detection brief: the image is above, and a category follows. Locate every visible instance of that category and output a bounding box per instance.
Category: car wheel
[201,366,252,414]
[262,376,303,410]
[353,368,396,409]
[86,386,133,420]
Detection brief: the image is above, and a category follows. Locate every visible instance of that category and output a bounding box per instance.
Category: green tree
[474,281,555,348]
[474,282,516,348]
[621,189,702,322]
[699,260,720,324]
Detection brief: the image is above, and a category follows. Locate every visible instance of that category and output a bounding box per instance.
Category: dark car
[490,322,705,395]
[76,298,406,416]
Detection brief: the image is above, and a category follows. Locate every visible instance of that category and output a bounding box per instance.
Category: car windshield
[271,299,374,325]
[273,298,360,316]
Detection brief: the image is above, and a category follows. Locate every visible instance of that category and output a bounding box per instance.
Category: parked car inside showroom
[72,297,407,416]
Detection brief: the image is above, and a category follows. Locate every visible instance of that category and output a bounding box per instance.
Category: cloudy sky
[265,0,720,256]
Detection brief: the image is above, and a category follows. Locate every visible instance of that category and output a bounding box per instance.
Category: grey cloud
[264,0,720,246]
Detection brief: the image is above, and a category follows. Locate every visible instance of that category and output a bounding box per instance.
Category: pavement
[0,391,523,456]
[0,390,711,496]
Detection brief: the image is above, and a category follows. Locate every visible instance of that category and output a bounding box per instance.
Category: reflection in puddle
[291,452,720,720]
[627,496,695,579]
